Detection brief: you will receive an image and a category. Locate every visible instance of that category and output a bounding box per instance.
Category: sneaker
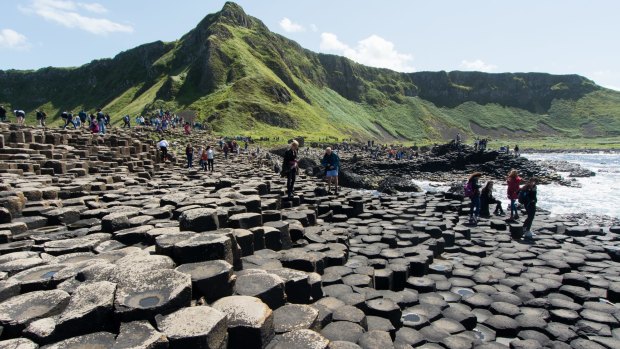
[524,231,534,239]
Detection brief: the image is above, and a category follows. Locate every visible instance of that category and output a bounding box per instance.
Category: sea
[415,153,620,220]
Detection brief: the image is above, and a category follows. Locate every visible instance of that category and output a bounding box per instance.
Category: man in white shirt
[158,139,169,162]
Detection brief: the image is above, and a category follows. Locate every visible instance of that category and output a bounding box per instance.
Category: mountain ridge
[1,1,619,143]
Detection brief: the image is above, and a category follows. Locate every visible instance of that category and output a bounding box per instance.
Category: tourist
[520,178,538,239]
[465,172,482,224]
[79,110,88,127]
[185,143,194,168]
[184,122,191,135]
[96,109,106,135]
[514,144,520,157]
[0,105,6,122]
[158,139,169,162]
[283,140,299,198]
[480,181,505,217]
[200,147,208,171]
[223,143,229,160]
[90,120,99,134]
[14,109,25,126]
[61,111,71,129]
[36,110,47,127]
[321,147,340,194]
[506,169,522,220]
[122,114,131,128]
[73,113,81,128]
[207,145,214,172]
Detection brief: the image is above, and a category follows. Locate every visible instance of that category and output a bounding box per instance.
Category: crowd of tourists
[464,169,538,239]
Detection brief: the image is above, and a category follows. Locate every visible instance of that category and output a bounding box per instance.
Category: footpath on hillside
[0,124,619,349]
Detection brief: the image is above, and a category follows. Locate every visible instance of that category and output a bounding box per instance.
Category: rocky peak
[216,2,252,28]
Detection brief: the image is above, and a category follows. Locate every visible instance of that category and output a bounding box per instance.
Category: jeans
[524,204,536,231]
[207,159,214,171]
[286,168,296,196]
[160,147,168,161]
[470,195,480,217]
[187,154,193,168]
[99,121,106,134]
[510,199,518,217]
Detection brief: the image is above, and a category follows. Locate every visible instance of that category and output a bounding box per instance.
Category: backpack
[518,188,528,205]
[463,181,474,198]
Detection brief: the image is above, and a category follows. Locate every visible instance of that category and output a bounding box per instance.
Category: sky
[1,0,619,90]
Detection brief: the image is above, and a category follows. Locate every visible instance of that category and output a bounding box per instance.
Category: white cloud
[0,29,31,50]
[320,32,414,72]
[460,59,497,72]
[279,17,305,33]
[310,24,318,32]
[20,0,133,35]
[77,2,107,14]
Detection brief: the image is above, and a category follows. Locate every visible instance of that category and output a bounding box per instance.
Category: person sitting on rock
[282,140,299,198]
[506,169,522,220]
[90,119,99,134]
[480,181,505,217]
[321,147,340,195]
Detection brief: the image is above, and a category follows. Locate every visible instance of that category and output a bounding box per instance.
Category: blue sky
[1,0,618,90]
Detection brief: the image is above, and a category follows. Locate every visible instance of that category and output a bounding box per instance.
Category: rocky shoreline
[0,126,619,349]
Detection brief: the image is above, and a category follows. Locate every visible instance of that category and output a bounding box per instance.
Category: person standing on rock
[122,114,131,128]
[321,147,340,195]
[283,140,299,198]
[480,181,505,217]
[0,105,6,122]
[200,147,208,171]
[158,139,169,162]
[507,169,522,220]
[96,109,106,135]
[207,146,215,172]
[465,172,482,224]
[185,143,194,168]
[521,177,538,239]
[79,110,87,127]
[223,143,230,160]
[514,144,520,157]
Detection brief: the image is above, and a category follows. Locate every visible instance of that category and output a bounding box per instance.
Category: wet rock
[155,306,228,349]
[0,289,70,337]
[212,295,273,349]
[114,269,192,321]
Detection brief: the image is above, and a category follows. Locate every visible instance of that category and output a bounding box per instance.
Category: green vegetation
[1,1,620,148]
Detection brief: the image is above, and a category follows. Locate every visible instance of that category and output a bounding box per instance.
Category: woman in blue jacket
[321,147,340,194]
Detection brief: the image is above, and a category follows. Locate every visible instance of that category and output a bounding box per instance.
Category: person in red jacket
[506,169,522,220]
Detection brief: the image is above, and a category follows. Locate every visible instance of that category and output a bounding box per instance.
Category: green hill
[1,2,620,146]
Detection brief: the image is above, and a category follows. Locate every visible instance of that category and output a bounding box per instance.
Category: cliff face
[0,2,616,141]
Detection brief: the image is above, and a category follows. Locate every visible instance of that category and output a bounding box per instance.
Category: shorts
[326,169,338,177]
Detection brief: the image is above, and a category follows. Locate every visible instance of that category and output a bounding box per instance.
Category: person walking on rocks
[185,143,194,168]
[122,114,131,128]
[514,144,520,157]
[0,105,6,122]
[90,120,99,134]
[14,109,25,126]
[36,110,46,127]
[480,181,505,217]
[79,110,87,127]
[507,169,522,220]
[465,172,482,224]
[223,143,230,160]
[207,146,215,172]
[283,140,299,198]
[520,177,538,239]
[158,139,169,162]
[321,147,340,194]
